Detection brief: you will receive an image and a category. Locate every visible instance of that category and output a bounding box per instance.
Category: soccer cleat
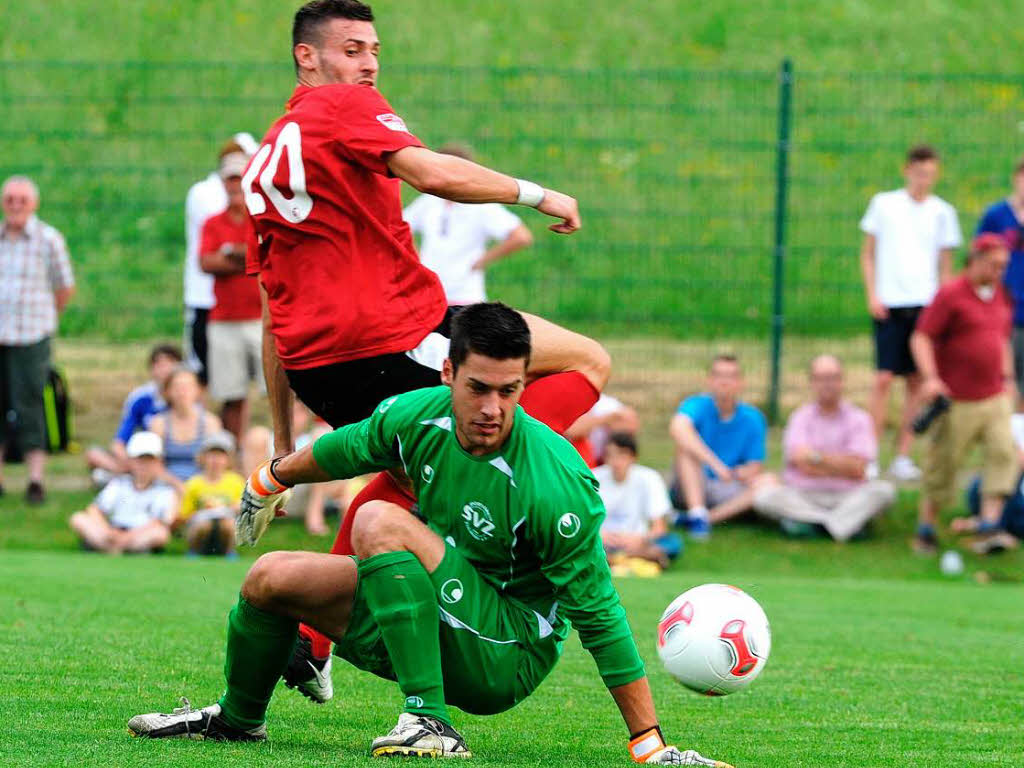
[911,524,939,556]
[644,746,734,766]
[283,633,334,703]
[888,455,922,482]
[127,698,266,741]
[370,712,472,758]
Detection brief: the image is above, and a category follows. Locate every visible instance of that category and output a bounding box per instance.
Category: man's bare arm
[669,413,732,480]
[860,233,887,320]
[259,281,294,457]
[938,247,954,284]
[386,146,580,234]
[472,224,533,271]
[609,676,658,736]
[200,245,246,276]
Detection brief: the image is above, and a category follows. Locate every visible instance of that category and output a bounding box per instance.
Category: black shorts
[185,306,210,386]
[285,308,459,428]
[873,306,922,375]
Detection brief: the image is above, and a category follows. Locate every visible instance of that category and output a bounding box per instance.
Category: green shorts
[334,545,563,715]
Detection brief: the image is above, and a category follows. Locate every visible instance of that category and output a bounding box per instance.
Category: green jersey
[313,386,644,689]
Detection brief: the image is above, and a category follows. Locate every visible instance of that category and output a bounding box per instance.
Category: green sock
[217,596,298,730]
[359,551,449,724]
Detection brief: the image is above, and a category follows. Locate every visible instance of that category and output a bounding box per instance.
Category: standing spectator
[754,355,895,541]
[976,157,1024,402]
[859,144,962,481]
[183,133,258,386]
[147,367,222,490]
[403,143,534,306]
[199,152,262,440]
[564,393,639,467]
[176,431,243,557]
[594,432,681,568]
[85,344,182,483]
[910,233,1018,555]
[69,431,175,554]
[955,410,1024,540]
[0,175,75,504]
[668,354,777,539]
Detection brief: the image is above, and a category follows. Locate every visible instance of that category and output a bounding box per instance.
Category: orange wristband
[628,726,665,762]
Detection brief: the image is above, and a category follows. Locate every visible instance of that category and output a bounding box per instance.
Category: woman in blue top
[147,367,221,491]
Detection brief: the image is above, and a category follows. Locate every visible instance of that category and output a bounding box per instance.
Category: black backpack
[4,366,74,462]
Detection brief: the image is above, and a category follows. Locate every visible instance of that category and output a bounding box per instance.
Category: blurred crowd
[3,138,1022,566]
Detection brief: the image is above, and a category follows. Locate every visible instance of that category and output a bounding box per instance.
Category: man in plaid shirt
[0,176,75,503]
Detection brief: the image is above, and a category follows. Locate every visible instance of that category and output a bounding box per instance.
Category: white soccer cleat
[283,634,334,703]
[644,746,734,767]
[127,698,266,741]
[370,712,472,758]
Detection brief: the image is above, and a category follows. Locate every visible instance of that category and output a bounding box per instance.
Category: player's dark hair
[608,431,637,456]
[449,303,531,373]
[148,343,183,366]
[293,0,374,72]
[709,353,740,372]
[906,144,939,164]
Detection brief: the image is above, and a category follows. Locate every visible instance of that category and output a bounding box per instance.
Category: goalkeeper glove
[236,459,292,547]
[629,727,734,767]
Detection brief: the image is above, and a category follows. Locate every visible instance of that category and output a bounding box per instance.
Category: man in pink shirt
[754,354,895,540]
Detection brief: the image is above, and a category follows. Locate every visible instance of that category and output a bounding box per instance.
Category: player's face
[309,19,380,86]
[202,449,231,476]
[977,247,1010,285]
[1013,169,1024,200]
[165,370,201,410]
[604,443,634,478]
[708,361,742,404]
[904,159,939,197]
[149,353,179,386]
[131,455,162,485]
[1,180,38,231]
[809,361,843,408]
[223,176,244,210]
[443,352,527,455]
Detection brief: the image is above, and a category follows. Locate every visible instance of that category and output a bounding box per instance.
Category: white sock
[689,506,709,522]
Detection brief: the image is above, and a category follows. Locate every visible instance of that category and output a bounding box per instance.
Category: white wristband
[515,179,545,208]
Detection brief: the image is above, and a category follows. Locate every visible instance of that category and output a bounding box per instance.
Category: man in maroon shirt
[910,232,1019,555]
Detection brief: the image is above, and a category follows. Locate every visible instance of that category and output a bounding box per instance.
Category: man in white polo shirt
[403,143,534,306]
[859,144,962,481]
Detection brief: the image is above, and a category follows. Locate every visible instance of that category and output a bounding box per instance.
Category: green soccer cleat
[127,698,266,741]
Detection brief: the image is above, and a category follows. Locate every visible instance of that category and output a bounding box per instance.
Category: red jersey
[916,276,1012,401]
[244,84,446,369]
[200,210,262,322]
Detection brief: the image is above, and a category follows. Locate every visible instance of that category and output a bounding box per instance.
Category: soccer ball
[656,583,771,696]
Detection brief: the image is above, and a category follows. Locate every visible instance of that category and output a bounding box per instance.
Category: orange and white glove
[629,727,734,767]
[236,459,292,546]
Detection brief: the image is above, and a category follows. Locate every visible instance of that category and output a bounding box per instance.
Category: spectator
[564,393,639,467]
[859,144,962,481]
[753,355,895,541]
[0,175,75,504]
[85,344,183,483]
[669,354,777,539]
[183,133,258,386]
[403,142,533,306]
[147,367,222,490]
[199,151,262,441]
[910,233,1018,555]
[176,431,243,557]
[69,431,175,554]
[955,410,1024,540]
[594,432,681,569]
[975,157,1024,403]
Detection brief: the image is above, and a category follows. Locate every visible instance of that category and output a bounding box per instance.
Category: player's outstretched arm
[386,146,580,234]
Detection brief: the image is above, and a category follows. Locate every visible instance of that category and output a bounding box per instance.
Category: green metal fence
[2,61,1023,419]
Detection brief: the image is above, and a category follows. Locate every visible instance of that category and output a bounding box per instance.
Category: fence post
[768,58,793,424]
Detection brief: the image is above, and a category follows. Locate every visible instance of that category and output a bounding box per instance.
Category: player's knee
[873,370,894,390]
[581,338,612,391]
[351,500,413,558]
[242,551,295,607]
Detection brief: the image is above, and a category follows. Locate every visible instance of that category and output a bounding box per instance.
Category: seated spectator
[176,431,243,557]
[147,366,222,491]
[753,355,895,541]
[69,431,175,554]
[669,354,777,539]
[85,344,182,484]
[594,433,681,569]
[565,393,639,467]
[954,411,1024,540]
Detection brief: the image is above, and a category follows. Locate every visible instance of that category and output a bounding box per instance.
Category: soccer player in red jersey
[241,0,611,701]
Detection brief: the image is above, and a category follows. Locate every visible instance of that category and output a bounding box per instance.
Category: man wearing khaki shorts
[911,233,1020,555]
[199,152,263,441]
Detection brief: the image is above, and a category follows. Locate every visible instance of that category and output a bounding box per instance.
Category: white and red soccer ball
[656,583,771,696]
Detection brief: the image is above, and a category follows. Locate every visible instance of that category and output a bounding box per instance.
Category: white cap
[233,132,259,156]
[126,431,163,458]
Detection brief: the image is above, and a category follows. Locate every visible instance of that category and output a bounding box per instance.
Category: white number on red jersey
[243,121,314,224]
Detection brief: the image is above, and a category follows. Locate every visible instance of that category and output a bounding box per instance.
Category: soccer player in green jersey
[128,303,733,767]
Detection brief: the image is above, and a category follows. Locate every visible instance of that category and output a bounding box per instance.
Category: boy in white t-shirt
[593,433,681,568]
[70,431,176,554]
[859,144,963,481]
[403,143,533,306]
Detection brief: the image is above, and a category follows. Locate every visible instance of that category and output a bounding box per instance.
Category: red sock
[299,471,416,660]
[519,371,600,434]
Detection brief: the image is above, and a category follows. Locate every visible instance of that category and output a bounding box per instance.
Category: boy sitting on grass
[69,431,175,554]
[176,431,244,557]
